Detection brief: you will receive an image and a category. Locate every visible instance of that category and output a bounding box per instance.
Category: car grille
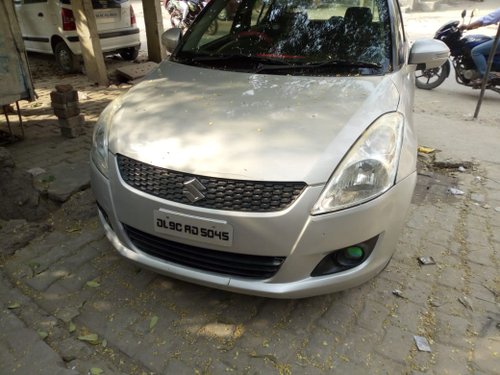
[117,154,307,212]
[123,224,286,279]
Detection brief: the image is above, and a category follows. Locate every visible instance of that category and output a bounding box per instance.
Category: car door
[14,0,55,53]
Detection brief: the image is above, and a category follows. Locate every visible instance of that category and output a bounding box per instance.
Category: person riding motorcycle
[169,0,202,28]
[459,8,500,86]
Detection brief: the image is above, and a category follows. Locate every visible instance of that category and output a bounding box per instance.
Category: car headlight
[312,112,404,215]
[91,97,123,177]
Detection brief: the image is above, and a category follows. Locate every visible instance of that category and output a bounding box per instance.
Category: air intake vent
[124,224,286,279]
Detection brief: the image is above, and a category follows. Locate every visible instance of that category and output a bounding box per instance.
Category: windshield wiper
[176,54,298,71]
[188,54,291,65]
[177,54,382,74]
[255,59,382,73]
[319,60,382,69]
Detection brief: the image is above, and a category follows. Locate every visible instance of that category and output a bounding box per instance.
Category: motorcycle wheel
[415,60,450,90]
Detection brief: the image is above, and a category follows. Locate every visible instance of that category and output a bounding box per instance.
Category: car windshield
[173,0,393,76]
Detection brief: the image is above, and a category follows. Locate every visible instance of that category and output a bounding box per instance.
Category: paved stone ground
[1,7,500,375]
[1,150,499,375]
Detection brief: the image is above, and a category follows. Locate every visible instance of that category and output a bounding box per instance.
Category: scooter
[415,10,500,94]
[164,0,218,35]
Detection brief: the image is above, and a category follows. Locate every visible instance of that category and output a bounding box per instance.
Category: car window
[175,0,392,76]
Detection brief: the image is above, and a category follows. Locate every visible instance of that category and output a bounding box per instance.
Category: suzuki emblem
[183,178,206,203]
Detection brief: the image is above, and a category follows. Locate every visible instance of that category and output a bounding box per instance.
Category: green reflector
[346,246,364,259]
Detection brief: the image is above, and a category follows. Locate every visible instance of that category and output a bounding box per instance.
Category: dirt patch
[51,189,98,232]
[0,147,53,222]
[27,51,151,85]
[0,147,58,256]
[0,219,51,258]
[414,150,477,205]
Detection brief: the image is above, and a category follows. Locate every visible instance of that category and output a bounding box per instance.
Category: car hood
[109,61,400,184]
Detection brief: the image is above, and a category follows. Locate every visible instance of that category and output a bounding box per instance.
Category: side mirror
[409,39,450,70]
[161,28,182,53]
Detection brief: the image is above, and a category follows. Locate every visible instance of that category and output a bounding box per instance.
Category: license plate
[94,9,120,24]
[154,209,233,247]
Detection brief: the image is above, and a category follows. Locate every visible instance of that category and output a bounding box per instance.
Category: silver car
[91,0,448,298]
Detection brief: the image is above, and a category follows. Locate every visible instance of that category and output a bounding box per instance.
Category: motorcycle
[164,0,218,35]
[415,10,500,94]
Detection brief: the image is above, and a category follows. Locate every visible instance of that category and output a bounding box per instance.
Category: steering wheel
[216,30,273,54]
[236,30,273,44]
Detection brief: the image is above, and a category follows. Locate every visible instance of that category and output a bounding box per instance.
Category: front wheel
[415,60,450,90]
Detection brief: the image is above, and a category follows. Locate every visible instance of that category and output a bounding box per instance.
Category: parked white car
[14,0,141,73]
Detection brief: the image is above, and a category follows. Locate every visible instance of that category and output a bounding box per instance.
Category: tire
[120,47,140,61]
[54,41,80,74]
[415,60,450,90]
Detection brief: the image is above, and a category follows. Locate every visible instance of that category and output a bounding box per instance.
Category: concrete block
[116,62,158,81]
[51,101,80,110]
[50,90,78,105]
[58,115,85,129]
[55,84,74,93]
[54,106,81,119]
[60,127,82,138]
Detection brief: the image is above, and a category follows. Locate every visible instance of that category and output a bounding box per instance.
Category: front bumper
[91,154,416,298]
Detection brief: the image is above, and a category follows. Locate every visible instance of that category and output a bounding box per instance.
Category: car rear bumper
[66,27,140,54]
[91,154,416,298]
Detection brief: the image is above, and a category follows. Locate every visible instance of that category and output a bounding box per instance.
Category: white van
[14,0,141,73]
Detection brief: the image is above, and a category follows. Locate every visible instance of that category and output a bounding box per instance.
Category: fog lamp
[311,236,378,277]
[346,246,364,259]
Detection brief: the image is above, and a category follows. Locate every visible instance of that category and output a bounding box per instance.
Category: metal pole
[474,23,500,119]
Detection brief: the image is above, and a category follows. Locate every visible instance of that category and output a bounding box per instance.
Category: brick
[55,84,74,93]
[389,300,426,334]
[58,114,85,129]
[467,246,494,266]
[335,326,380,365]
[473,322,500,374]
[434,312,472,349]
[316,301,356,337]
[54,106,81,119]
[465,227,492,248]
[51,101,80,110]
[436,266,466,291]
[433,344,470,375]
[61,126,82,138]
[422,227,455,248]
[50,90,78,104]
[376,326,413,364]
[357,300,391,335]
